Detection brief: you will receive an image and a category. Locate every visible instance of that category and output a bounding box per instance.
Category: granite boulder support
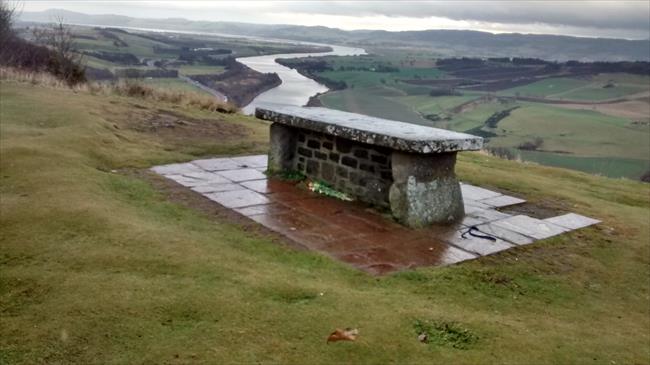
[268,123,297,174]
[389,152,464,227]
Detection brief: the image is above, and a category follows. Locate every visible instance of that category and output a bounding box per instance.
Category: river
[238,44,365,114]
[67,23,364,115]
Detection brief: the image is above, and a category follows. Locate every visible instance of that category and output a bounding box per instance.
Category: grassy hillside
[1,81,649,364]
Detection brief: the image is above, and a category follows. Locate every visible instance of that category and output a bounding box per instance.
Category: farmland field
[309,54,650,180]
[500,73,650,101]
[516,151,649,180]
[141,78,213,95]
[500,78,590,98]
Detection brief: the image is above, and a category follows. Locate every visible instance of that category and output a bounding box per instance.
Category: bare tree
[31,16,85,83]
[0,0,19,47]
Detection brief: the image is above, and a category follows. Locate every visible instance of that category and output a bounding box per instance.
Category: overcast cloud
[20,1,650,39]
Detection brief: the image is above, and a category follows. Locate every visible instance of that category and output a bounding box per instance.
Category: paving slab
[151,154,600,275]
[479,195,526,208]
[474,222,535,245]
[461,208,511,227]
[182,171,231,183]
[461,184,503,201]
[192,158,242,171]
[165,174,212,187]
[235,203,294,217]
[464,200,492,213]
[248,212,356,245]
[443,229,514,256]
[191,182,242,194]
[241,179,297,194]
[151,162,204,176]
[216,168,267,182]
[205,189,270,208]
[492,215,568,240]
[544,213,601,230]
[230,155,268,168]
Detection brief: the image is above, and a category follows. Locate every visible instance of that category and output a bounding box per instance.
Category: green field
[313,54,649,179]
[500,73,650,101]
[515,150,650,180]
[501,78,590,98]
[491,103,649,160]
[141,78,213,95]
[319,68,443,90]
[323,90,649,178]
[2,80,650,364]
[321,87,429,125]
[178,64,226,76]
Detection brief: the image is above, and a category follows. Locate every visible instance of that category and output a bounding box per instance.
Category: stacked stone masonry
[258,105,483,226]
[294,128,393,206]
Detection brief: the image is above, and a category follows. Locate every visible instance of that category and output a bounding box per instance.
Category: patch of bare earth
[105,104,250,147]
[136,111,248,140]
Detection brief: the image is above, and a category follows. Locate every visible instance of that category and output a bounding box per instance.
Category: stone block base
[389,152,464,227]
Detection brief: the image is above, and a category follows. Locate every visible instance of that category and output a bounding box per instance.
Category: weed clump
[414,319,478,349]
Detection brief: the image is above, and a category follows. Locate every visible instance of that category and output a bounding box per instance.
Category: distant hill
[19,9,650,61]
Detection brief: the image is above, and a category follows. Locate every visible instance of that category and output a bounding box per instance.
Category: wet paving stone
[241,179,297,194]
[152,163,204,176]
[461,208,512,227]
[544,213,601,230]
[444,230,514,256]
[205,189,270,208]
[235,203,294,217]
[479,195,526,208]
[248,212,357,245]
[191,182,243,194]
[217,168,267,182]
[474,222,535,246]
[461,184,503,201]
[230,155,268,168]
[182,171,231,183]
[166,174,213,187]
[492,215,568,240]
[152,155,600,275]
[192,158,243,171]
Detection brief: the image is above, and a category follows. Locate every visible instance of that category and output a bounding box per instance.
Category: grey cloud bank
[20,1,650,39]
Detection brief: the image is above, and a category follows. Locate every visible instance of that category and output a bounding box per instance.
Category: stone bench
[255,105,483,227]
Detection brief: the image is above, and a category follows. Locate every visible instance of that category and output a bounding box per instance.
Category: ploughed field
[278,54,650,180]
[1,80,649,364]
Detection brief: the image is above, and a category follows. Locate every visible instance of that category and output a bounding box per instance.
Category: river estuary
[238,44,365,114]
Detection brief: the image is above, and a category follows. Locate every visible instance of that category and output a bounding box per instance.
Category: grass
[1,80,650,364]
[500,77,590,98]
[141,77,213,95]
[500,74,650,101]
[178,65,226,76]
[493,103,649,160]
[516,150,649,180]
[320,87,429,125]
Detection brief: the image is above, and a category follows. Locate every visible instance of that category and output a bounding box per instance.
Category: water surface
[238,45,365,114]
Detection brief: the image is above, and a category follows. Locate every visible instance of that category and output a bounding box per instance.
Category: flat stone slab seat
[151,155,601,275]
[255,104,483,227]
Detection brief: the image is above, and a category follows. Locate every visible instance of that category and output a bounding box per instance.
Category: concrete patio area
[152,155,600,275]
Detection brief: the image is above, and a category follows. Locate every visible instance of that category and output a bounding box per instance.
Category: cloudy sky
[21,1,650,39]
